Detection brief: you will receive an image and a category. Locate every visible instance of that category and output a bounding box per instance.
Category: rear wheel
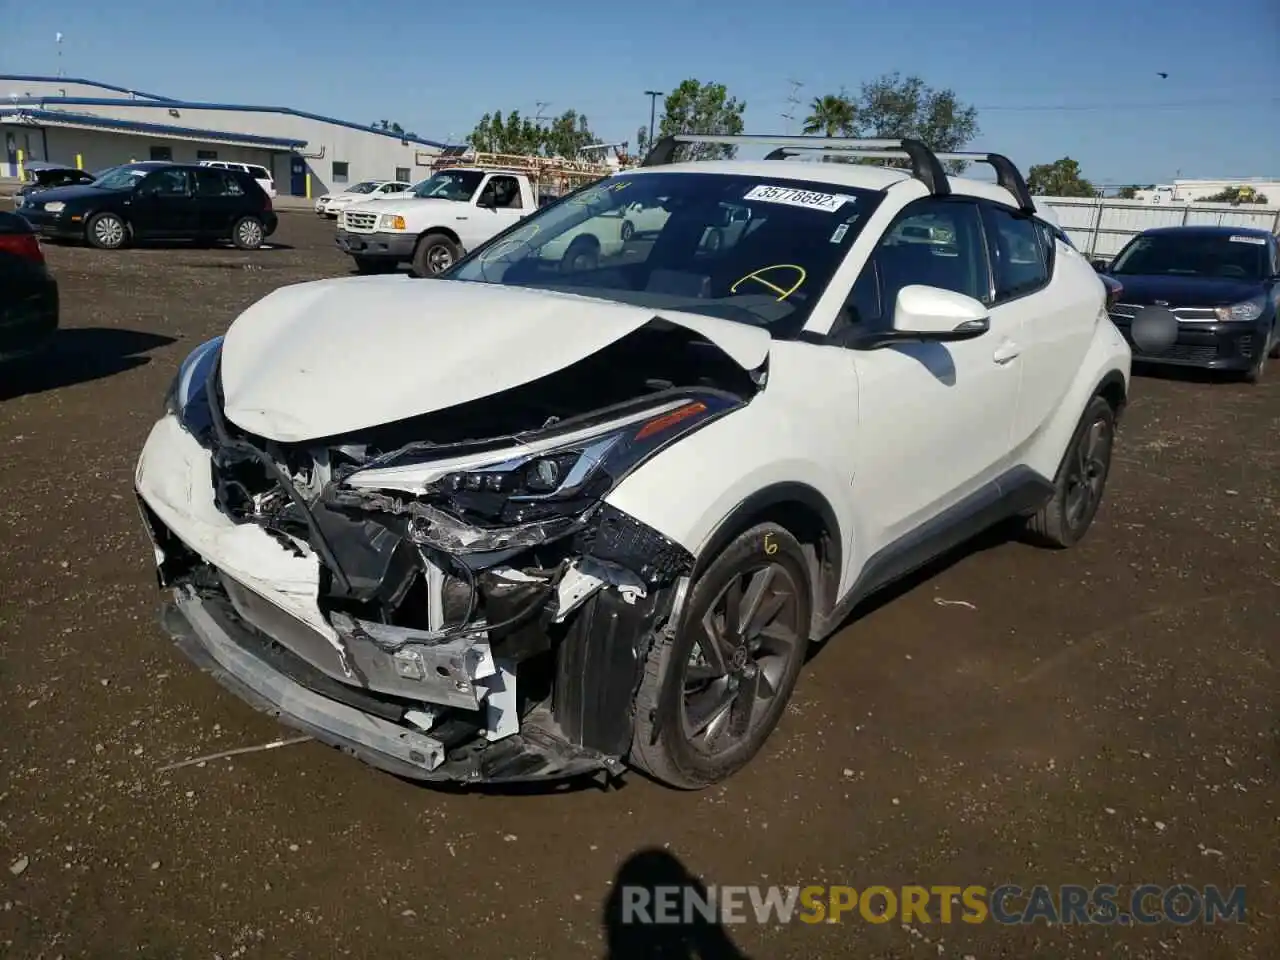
[411,232,461,277]
[559,235,599,273]
[1024,394,1116,548]
[231,216,265,250]
[629,523,812,789]
[86,212,127,250]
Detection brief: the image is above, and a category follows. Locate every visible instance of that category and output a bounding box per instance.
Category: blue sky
[3,0,1277,185]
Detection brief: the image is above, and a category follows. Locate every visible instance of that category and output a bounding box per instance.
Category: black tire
[1268,321,1280,359]
[621,219,635,242]
[353,256,395,275]
[231,216,265,251]
[629,523,812,789]
[411,232,461,277]
[1024,394,1117,549]
[560,235,599,274]
[86,212,128,250]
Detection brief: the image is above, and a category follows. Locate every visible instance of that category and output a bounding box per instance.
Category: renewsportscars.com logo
[619,884,1247,926]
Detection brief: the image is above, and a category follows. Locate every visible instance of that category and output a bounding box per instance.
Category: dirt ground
[1,212,1277,960]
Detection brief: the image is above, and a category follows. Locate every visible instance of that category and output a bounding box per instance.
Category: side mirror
[854,285,990,349]
[1091,258,1109,273]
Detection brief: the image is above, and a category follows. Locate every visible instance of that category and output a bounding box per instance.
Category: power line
[975,96,1278,112]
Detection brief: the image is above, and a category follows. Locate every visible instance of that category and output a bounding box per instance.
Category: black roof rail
[641,135,1036,213]
[641,134,950,197]
[932,152,1036,214]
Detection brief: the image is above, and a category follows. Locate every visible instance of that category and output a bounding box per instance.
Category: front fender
[1021,315,1131,480]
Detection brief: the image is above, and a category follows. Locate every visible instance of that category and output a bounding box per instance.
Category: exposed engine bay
[143,320,764,783]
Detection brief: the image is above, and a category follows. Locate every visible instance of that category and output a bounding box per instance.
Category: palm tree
[803,94,856,137]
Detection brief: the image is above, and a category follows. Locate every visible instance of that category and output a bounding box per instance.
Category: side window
[872,198,990,317]
[984,206,1050,302]
[194,169,225,197]
[482,175,522,209]
[247,166,269,180]
[143,169,189,195]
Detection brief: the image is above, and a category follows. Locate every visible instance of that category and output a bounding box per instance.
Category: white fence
[1037,196,1280,259]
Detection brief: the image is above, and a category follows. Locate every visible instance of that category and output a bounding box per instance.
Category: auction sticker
[744,185,855,212]
[1228,235,1265,245]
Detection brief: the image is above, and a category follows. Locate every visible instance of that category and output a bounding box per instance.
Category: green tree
[655,79,747,160]
[846,73,979,173]
[542,109,598,158]
[1027,157,1096,197]
[467,110,545,155]
[635,125,650,158]
[372,119,418,138]
[1197,185,1268,204]
[1115,184,1154,199]
[803,93,856,137]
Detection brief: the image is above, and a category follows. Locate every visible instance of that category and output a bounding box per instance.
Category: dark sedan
[15,162,278,251]
[0,211,59,363]
[16,161,99,198]
[1096,225,1280,383]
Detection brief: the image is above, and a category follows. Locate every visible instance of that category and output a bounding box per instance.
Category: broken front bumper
[135,414,689,784]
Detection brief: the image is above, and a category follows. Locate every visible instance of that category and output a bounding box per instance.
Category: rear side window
[195,168,243,197]
[247,166,270,180]
[984,206,1050,302]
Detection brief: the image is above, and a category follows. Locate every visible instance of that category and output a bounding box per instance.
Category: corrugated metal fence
[1037,196,1280,259]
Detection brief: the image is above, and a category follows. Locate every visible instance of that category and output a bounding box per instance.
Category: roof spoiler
[640,135,1035,214]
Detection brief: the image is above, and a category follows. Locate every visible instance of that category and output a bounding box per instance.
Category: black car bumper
[1110,316,1269,371]
[336,229,416,260]
[263,213,279,237]
[19,210,85,242]
[0,277,59,362]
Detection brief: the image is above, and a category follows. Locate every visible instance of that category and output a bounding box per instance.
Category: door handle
[993,341,1021,365]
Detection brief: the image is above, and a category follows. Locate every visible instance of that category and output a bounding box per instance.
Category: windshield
[345,181,379,194]
[446,172,883,338]
[411,170,485,201]
[93,166,150,190]
[1111,232,1269,281]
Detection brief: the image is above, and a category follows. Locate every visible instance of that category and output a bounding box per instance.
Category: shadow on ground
[1,327,175,401]
[602,848,752,959]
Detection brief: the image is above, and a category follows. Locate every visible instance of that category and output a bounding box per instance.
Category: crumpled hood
[218,277,771,443]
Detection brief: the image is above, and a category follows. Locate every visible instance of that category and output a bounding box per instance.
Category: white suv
[199,160,276,198]
[135,135,1131,790]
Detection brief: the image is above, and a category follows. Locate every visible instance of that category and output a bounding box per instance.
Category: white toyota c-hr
[135,135,1133,790]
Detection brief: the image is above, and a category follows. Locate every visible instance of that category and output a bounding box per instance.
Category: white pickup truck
[335,167,542,276]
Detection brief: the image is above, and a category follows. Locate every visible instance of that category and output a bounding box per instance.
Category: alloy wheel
[1064,416,1112,529]
[428,244,453,273]
[238,220,263,248]
[95,216,124,247]
[680,561,804,756]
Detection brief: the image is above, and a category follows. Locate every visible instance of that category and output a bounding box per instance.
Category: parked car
[16,161,98,198]
[16,162,278,251]
[315,180,413,218]
[335,168,537,275]
[0,211,58,363]
[1095,226,1280,383]
[135,135,1131,790]
[198,160,277,199]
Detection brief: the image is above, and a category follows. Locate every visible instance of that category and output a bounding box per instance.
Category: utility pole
[644,90,663,151]
[781,78,803,134]
[55,31,64,78]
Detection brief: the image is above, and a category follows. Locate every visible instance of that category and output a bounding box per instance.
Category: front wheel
[86,212,128,250]
[1024,394,1116,548]
[629,523,812,789]
[231,216,265,250]
[411,232,461,277]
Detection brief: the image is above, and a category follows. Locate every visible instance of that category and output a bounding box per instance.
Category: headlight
[343,392,742,525]
[164,337,223,437]
[43,201,66,213]
[379,214,407,230]
[1215,295,1267,323]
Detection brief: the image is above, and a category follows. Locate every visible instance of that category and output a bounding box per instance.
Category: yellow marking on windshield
[730,265,808,301]
[478,225,540,263]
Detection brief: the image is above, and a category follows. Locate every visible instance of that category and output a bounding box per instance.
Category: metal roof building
[2,75,445,197]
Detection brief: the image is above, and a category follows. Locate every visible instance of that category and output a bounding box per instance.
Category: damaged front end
[140,322,761,784]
